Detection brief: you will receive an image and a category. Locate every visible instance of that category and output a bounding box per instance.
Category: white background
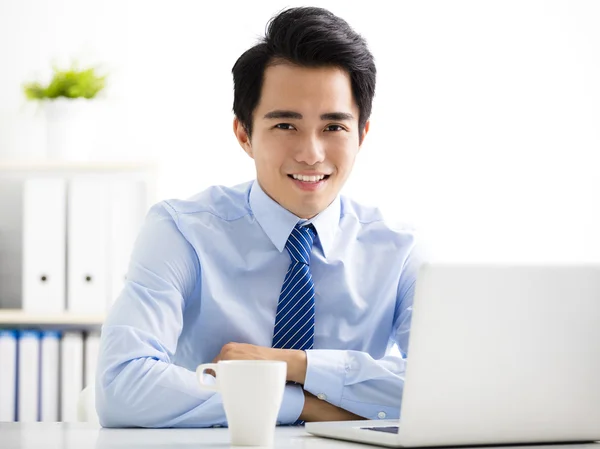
[1,0,599,262]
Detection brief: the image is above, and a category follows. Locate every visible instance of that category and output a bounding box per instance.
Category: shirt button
[377,412,386,419]
[317,393,327,400]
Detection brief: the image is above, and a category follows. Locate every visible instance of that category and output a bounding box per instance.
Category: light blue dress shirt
[96,180,423,428]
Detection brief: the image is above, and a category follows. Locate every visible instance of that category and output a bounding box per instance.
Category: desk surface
[1,423,599,449]
[1,423,340,449]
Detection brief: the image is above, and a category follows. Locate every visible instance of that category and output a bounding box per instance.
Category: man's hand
[300,391,366,422]
[211,342,307,384]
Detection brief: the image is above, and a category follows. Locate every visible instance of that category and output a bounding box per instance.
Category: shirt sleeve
[95,202,305,427]
[303,241,427,420]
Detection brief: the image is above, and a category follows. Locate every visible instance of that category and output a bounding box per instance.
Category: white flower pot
[44,97,98,162]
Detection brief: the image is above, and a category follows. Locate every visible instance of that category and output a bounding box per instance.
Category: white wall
[1,0,599,263]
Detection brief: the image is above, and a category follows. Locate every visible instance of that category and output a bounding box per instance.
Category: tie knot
[285,224,316,264]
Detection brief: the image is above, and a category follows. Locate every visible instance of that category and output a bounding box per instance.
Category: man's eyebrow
[263,110,354,121]
[320,112,354,121]
[263,110,303,119]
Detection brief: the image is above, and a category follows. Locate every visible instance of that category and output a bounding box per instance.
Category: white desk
[1,423,599,449]
[1,423,335,449]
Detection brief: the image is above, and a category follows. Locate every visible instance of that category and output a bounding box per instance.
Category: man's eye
[275,123,295,130]
[325,124,345,132]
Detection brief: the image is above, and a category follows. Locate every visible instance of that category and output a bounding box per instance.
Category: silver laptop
[306,263,600,447]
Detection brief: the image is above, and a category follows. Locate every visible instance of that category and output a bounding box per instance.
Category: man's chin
[291,197,333,219]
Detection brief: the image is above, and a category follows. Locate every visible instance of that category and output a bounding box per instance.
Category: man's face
[234,63,368,219]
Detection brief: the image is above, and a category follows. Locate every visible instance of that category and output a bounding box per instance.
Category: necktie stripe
[273,289,314,339]
[280,265,305,294]
[274,281,312,326]
[295,229,312,251]
[279,299,314,341]
[280,271,311,309]
[274,282,312,324]
[273,299,314,346]
[289,233,309,261]
[278,268,311,306]
[273,285,312,333]
[275,271,306,317]
[286,241,300,260]
[272,224,316,355]
[293,228,309,250]
[275,308,313,349]
[280,308,315,349]
[286,237,306,264]
[290,322,315,350]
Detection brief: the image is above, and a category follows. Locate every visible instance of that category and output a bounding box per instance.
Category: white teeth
[292,174,326,182]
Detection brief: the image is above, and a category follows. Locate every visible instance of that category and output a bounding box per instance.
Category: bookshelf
[0,159,156,328]
[0,161,151,422]
[0,309,104,329]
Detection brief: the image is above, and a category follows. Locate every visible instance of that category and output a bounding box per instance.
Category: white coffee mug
[196,360,287,446]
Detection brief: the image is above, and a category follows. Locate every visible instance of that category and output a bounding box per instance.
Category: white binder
[84,331,101,389]
[60,331,83,422]
[108,179,147,308]
[40,331,60,422]
[22,177,67,313]
[0,178,24,310]
[67,177,110,314]
[17,330,40,422]
[0,330,18,422]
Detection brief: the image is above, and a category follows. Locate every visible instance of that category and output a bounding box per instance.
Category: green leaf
[22,63,107,100]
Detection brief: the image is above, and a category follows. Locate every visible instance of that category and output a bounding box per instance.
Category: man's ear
[233,117,253,158]
[358,120,370,149]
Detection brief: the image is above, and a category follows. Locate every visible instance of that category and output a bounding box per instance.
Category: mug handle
[196,363,219,392]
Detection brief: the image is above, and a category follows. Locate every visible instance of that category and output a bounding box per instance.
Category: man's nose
[295,136,325,166]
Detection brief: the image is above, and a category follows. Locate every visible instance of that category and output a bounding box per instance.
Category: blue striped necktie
[272,224,316,351]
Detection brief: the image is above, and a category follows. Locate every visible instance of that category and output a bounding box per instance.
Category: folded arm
[95,203,304,427]
[302,245,423,420]
[212,244,423,422]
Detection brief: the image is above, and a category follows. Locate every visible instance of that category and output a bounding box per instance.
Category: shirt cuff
[340,397,400,421]
[303,349,348,407]
[277,383,305,425]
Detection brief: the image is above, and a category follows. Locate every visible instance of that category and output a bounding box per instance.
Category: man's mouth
[287,174,331,183]
[287,173,331,191]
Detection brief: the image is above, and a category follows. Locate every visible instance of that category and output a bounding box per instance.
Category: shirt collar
[249,180,340,258]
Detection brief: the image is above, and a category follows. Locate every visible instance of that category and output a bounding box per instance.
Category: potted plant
[23,63,107,161]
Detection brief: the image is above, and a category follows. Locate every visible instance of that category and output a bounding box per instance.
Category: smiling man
[235,63,364,220]
[96,7,424,427]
